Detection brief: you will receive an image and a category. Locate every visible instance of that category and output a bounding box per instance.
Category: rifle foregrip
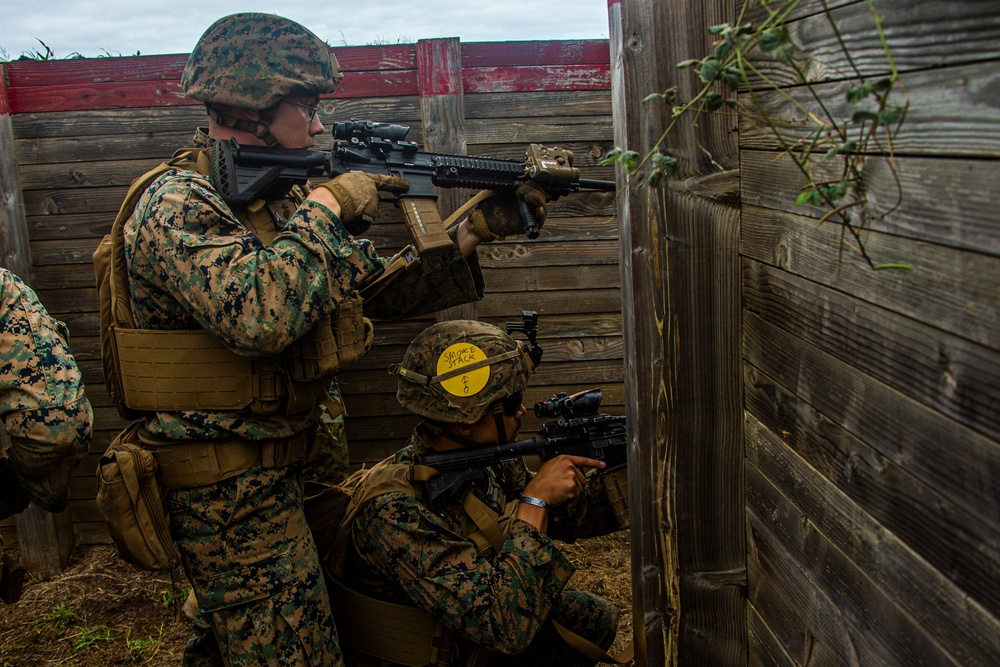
[519,199,541,239]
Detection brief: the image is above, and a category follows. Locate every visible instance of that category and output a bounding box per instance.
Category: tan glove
[468,181,552,242]
[316,172,410,234]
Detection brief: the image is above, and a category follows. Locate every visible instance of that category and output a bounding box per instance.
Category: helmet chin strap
[490,403,510,445]
[419,405,510,450]
[206,103,282,147]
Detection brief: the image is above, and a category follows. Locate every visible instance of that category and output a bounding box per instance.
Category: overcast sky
[1,1,612,60]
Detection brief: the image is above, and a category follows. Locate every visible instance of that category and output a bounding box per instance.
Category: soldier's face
[268,95,325,149]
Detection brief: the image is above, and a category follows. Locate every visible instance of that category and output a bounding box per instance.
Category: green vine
[603,0,911,270]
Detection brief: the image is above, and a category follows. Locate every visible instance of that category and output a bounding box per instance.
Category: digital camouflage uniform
[124,124,483,667]
[0,268,91,520]
[344,429,620,667]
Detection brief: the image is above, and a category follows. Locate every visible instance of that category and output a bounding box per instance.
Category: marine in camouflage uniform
[115,12,551,667]
[337,320,620,666]
[0,269,91,598]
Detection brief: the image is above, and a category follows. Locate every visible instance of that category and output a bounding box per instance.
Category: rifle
[415,388,627,504]
[210,119,616,257]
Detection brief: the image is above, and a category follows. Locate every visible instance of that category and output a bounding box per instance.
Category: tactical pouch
[286,293,373,381]
[95,423,181,572]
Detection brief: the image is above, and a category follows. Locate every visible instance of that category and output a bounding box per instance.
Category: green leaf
[721,67,742,90]
[643,93,662,103]
[759,27,787,52]
[878,105,906,124]
[598,147,623,166]
[651,153,679,173]
[847,83,871,103]
[714,40,733,60]
[871,76,895,93]
[708,23,730,35]
[699,57,722,82]
[775,43,796,64]
[676,59,700,69]
[852,109,880,124]
[796,190,821,207]
[646,169,665,188]
[705,92,725,112]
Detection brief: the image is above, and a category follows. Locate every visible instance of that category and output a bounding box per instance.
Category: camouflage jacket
[347,428,584,658]
[124,129,484,442]
[0,269,91,515]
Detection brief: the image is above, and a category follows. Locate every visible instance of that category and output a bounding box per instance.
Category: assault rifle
[415,388,627,503]
[210,119,616,256]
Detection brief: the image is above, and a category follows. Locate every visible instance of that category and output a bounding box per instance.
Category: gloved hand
[468,180,553,242]
[315,172,410,235]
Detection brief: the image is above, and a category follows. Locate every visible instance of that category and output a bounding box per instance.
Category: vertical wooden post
[0,64,77,576]
[0,63,32,280]
[416,37,477,322]
[609,0,745,664]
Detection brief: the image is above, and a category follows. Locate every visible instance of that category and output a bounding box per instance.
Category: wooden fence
[611,0,1000,665]
[0,38,620,546]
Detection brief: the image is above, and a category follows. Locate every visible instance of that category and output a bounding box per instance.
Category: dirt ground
[0,531,633,666]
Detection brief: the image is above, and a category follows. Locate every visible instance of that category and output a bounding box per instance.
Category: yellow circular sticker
[437,343,490,396]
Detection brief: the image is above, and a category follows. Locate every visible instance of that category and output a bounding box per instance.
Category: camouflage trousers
[167,464,344,667]
[484,588,619,667]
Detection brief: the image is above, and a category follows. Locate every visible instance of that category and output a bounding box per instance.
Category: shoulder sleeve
[0,271,91,512]
[126,170,387,354]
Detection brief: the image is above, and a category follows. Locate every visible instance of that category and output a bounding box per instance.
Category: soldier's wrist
[519,495,551,512]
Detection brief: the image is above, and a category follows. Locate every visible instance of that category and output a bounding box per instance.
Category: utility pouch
[95,423,181,571]
[286,292,373,380]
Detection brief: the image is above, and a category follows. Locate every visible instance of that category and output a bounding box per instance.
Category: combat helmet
[393,320,536,425]
[181,13,343,143]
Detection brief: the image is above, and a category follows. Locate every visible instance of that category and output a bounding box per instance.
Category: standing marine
[96,11,551,667]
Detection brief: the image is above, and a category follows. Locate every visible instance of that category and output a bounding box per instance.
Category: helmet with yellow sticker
[393,320,535,424]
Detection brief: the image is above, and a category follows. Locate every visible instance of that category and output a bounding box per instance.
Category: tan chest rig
[95,147,372,421]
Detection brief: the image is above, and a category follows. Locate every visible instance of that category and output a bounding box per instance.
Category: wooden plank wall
[0,38,620,546]
[740,1,1000,665]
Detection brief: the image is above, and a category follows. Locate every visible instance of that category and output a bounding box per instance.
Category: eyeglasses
[497,389,525,416]
[289,99,320,122]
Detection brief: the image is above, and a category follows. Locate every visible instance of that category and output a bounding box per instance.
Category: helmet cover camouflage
[181,13,342,110]
[394,320,531,424]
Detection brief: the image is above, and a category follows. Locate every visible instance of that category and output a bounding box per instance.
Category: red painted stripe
[4,40,610,114]
[0,64,10,116]
[608,0,621,7]
[7,70,421,114]
[462,40,610,67]
[4,45,418,89]
[4,55,188,87]
[417,38,462,97]
[463,64,611,93]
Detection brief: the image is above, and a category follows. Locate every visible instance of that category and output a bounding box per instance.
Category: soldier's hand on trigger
[312,172,411,235]
[523,454,605,509]
[468,180,553,242]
